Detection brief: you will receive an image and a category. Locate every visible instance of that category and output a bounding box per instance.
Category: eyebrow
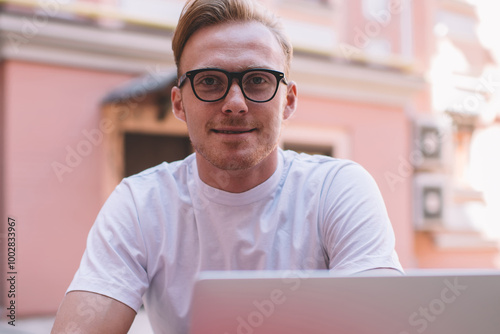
[194,64,275,71]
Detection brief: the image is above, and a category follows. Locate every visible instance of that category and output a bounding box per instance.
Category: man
[51,0,403,333]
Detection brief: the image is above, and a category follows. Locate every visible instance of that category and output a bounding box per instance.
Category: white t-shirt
[68,149,403,334]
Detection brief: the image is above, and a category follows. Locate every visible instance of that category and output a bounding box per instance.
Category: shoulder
[128,153,194,180]
[94,154,197,235]
[122,154,195,188]
[280,149,366,181]
[104,154,196,208]
[279,149,381,199]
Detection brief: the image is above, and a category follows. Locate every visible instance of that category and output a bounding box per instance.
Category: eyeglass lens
[191,70,279,102]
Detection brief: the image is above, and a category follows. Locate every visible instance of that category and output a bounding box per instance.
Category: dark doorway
[124,133,192,177]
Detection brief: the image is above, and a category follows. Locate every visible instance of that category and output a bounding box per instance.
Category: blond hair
[172,0,292,76]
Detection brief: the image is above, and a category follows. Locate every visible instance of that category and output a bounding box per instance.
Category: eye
[245,74,267,86]
[250,76,265,85]
[197,76,219,86]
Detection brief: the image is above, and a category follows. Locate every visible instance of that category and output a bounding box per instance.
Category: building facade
[0,0,499,317]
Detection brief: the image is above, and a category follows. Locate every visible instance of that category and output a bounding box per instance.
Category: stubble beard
[192,119,282,171]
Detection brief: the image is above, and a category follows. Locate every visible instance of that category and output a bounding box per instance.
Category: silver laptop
[188,270,500,334]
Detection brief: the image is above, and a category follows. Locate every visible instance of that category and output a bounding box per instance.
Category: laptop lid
[188,270,500,334]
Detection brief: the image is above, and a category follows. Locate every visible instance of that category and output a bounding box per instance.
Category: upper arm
[51,291,136,334]
[321,163,402,273]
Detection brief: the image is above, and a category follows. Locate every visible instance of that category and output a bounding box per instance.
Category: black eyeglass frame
[177,68,288,103]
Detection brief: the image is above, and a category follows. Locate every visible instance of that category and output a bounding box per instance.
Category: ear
[282,81,298,121]
[171,86,186,122]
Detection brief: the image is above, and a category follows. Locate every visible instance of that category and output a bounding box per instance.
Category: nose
[221,80,248,114]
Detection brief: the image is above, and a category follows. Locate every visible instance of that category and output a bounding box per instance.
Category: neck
[196,149,279,193]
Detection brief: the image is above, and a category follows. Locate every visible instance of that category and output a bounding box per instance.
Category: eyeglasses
[177,68,288,103]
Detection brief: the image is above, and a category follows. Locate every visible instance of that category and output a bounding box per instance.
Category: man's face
[172,21,297,172]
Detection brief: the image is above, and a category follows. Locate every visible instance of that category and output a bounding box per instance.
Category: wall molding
[292,56,425,107]
[0,12,174,74]
[0,10,425,106]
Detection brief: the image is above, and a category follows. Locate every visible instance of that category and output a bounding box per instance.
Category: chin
[198,143,277,172]
[208,153,262,171]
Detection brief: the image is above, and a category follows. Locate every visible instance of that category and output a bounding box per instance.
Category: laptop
[188,270,500,334]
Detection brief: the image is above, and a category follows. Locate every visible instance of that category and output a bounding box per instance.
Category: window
[362,0,389,20]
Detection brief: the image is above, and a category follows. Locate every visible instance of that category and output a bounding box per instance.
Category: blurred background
[0,0,499,331]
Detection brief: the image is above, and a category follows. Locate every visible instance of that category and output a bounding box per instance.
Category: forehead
[180,21,285,73]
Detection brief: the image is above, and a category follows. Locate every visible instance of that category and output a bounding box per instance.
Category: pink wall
[412,0,435,74]
[3,60,132,316]
[0,63,5,306]
[416,233,500,268]
[341,0,403,56]
[291,95,415,267]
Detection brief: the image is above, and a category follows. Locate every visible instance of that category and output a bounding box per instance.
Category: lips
[212,128,256,134]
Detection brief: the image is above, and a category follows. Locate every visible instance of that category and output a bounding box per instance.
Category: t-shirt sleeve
[321,162,404,275]
[66,180,149,312]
